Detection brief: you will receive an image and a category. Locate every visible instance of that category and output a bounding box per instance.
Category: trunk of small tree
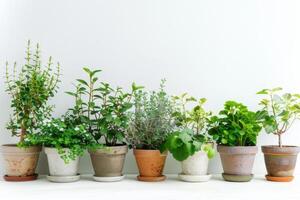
[20,126,26,142]
[278,134,282,147]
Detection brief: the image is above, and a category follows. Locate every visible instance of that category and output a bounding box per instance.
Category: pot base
[178,173,211,182]
[4,174,38,182]
[222,173,253,182]
[137,175,166,182]
[46,174,80,183]
[93,175,125,182]
[265,175,294,182]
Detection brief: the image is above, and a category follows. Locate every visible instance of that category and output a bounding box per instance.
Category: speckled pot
[181,150,209,175]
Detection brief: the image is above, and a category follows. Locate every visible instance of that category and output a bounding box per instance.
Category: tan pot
[133,149,167,182]
[262,145,300,182]
[89,145,128,178]
[1,144,41,181]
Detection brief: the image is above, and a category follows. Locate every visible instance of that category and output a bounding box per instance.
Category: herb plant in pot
[2,41,60,181]
[208,101,263,182]
[126,80,175,182]
[257,88,300,182]
[162,94,215,182]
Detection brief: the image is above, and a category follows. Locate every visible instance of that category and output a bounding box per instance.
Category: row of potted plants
[2,41,300,183]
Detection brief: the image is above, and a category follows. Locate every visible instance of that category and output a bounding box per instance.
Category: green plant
[66,67,142,146]
[257,87,300,147]
[126,80,176,150]
[24,116,97,163]
[208,101,263,146]
[162,94,215,161]
[5,40,60,144]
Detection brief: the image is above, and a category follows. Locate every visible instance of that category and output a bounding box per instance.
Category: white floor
[0,174,299,200]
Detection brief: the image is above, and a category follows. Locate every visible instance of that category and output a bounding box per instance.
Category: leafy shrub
[208,101,263,146]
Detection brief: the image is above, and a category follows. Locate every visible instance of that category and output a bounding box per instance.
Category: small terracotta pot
[1,144,41,181]
[89,145,128,178]
[133,149,167,182]
[217,145,257,182]
[262,145,300,182]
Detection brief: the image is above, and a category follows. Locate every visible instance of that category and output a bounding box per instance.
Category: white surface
[1,0,300,176]
[0,174,299,200]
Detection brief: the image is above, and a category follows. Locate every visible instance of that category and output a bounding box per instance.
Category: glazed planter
[133,149,167,182]
[178,150,211,182]
[1,144,41,181]
[89,145,128,182]
[217,145,258,182]
[44,147,80,183]
[262,145,300,182]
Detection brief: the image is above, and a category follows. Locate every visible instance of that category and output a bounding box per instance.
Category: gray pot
[262,145,300,178]
[89,145,128,177]
[217,145,258,176]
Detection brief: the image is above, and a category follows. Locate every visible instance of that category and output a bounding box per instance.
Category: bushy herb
[162,94,215,161]
[126,80,175,150]
[5,40,60,144]
[208,101,263,146]
[257,87,300,147]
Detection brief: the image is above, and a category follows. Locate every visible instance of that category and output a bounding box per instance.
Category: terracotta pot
[133,149,167,181]
[89,145,128,178]
[262,145,300,182]
[1,144,41,181]
[217,145,257,181]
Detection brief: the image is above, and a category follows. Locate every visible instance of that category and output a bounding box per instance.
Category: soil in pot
[262,145,300,182]
[89,145,128,182]
[1,144,41,181]
[217,145,257,182]
[133,149,167,182]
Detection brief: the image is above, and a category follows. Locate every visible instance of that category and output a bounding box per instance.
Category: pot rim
[217,145,258,154]
[133,149,168,156]
[261,145,300,155]
[1,144,42,154]
[88,145,128,155]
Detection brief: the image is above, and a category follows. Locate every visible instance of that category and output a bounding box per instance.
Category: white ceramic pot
[44,147,79,176]
[181,150,209,175]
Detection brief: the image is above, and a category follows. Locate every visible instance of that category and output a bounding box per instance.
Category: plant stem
[278,134,282,147]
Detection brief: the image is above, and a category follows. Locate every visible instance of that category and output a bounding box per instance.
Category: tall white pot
[44,147,79,176]
[181,151,209,175]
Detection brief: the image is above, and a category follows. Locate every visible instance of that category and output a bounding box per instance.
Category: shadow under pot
[1,144,41,181]
[262,145,300,182]
[89,145,128,182]
[217,145,258,182]
[133,149,167,182]
[44,147,80,183]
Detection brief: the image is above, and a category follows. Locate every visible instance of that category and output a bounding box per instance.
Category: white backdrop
[0,0,300,175]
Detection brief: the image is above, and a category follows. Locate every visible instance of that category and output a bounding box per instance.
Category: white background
[0,0,300,176]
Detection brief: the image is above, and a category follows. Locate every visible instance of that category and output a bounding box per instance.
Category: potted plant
[257,87,300,182]
[162,94,215,182]
[208,101,263,182]
[67,68,141,182]
[126,80,175,182]
[2,41,60,181]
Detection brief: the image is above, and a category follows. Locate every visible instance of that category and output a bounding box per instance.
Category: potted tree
[257,87,300,182]
[162,94,215,182]
[208,101,263,182]
[126,80,175,182]
[2,41,60,181]
[67,68,141,182]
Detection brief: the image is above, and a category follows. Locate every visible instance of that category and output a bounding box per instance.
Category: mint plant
[208,101,263,146]
[126,80,176,150]
[5,40,60,144]
[162,94,215,161]
[257,87,300,147]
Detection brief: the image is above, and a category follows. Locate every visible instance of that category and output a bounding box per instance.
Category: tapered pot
[262,145,300,182]
[133,149,167,182]
[89,145,128,182]
[217,145,258,182]
[1,144,41,181]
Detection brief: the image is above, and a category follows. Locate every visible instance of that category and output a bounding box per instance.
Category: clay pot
[45,147,79,176]
[89,145,128,180]
[217,145,257,182]
[1,144,41,181]
[262,145,300,182]
[133,149,167,182]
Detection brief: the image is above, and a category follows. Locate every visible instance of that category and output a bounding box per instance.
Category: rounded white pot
[44,147,79,176]
[181,150,209,175]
